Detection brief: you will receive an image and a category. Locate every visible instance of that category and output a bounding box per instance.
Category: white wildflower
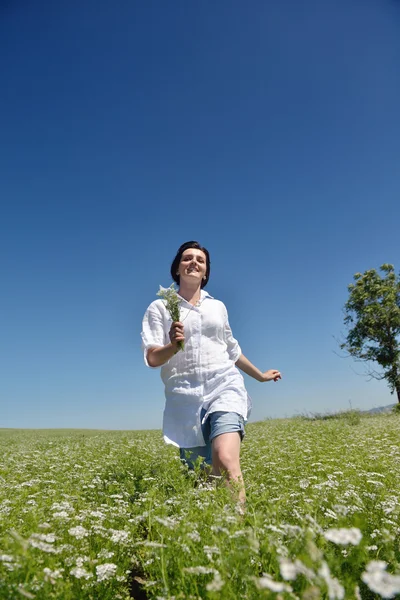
[68,526,89,539]
[210,525,230,535]
[109,529,129,543]
[29,539,57,553]
[51,501,74,512]
[70,566,93,579]
[279,557,315,581]
[30,533,56,543]
[97,549,115,559]
[332,504,349,516]
[52,511,70,519]
[157,284,183,351]
[318,561,344,599]
[203,546,220,560]
[299,479,310,489]
[361,561,400,598]
[324,527,362,546]
[184,566,218,575]
[206,571,225,592]
[43,567,64,584]
[231,530,247,538]
[253,574,292,592]
[154,516,178,529]
[135,541,167,548]
[279,558,297,580]
[187,530,201,542]
[0,554,14,563]
[96,563,118,581]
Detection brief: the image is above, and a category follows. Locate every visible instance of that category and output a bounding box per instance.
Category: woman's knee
[213,447,240,474]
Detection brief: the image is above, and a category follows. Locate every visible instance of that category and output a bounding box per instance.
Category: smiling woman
[141,240,282,506]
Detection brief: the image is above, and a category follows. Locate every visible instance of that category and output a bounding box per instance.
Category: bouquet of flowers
[157,284,184,351]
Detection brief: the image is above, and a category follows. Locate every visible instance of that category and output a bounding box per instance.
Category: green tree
[341,264,400,403]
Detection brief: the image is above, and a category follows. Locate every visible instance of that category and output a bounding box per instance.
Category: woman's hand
[261,370,282,382]
[169,321,185,350]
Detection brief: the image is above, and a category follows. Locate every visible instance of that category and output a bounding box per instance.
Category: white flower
[324,527,362,546]
[96,563,118,581]
[324,508,338,520]
[68,526,89,539]
[206,571,225,592]
[135,541,167,548]
[279,558,297,580]
[30,533,56,544]
[184,566,218,575]
[318,562,344,599]
[75,556,89,567]
[253,574,292,592]
[203,546,220,561]
[90,511,106,519]
[43,567,64,584]
[299,479,310,489]
[0,554,14,563]
[51,501,74,512]
[52,511,70,519]
[279,557,315,581]
[361,561,400,598]
[109,529,129,544]
[70,566,93,579]
[97,549,115,559]
[29,539,57,553]
[154,516,178,529]
[187,530,201,542]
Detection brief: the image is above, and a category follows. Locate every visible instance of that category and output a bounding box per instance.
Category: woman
[141,241,281,504]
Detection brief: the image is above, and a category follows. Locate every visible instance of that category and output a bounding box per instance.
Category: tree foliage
[341,264,400,402]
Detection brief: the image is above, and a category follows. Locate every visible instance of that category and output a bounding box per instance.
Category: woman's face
[178,248,207,286]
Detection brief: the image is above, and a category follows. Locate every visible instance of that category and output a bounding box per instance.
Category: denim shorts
[179,410,246,470]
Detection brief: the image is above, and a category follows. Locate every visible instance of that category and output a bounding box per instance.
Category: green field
[1,412,399,599]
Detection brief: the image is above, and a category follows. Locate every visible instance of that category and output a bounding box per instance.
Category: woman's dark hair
[170,241,211,289]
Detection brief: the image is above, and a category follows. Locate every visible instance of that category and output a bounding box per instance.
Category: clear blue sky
[1,0,399,429]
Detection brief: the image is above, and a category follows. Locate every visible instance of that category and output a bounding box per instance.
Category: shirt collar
[177,289,213,305]
[201,289,213,300]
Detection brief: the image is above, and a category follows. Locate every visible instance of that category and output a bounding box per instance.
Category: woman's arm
[147,344,177,367]
[147,321,185,367]
[235,354,281,383]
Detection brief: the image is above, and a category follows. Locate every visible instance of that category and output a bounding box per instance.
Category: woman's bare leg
[211,432,245,505]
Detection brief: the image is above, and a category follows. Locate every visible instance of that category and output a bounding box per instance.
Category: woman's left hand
[261,370,281,382]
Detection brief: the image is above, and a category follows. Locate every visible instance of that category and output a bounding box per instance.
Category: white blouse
[141,289,251,448]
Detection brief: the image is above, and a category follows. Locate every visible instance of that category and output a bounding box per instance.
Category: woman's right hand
[169,321,185,349]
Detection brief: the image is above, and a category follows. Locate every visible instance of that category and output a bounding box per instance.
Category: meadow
[1,412,399,600]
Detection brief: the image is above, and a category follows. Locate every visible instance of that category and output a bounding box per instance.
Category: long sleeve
[141,301,166,368]
[223,306,242,362]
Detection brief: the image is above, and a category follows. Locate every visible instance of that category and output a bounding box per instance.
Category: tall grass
[1,413,399,599]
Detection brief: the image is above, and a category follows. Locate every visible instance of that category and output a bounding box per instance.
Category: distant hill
[362,404,396,414]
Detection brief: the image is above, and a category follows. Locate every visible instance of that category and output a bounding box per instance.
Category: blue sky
[1,0,399,429]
